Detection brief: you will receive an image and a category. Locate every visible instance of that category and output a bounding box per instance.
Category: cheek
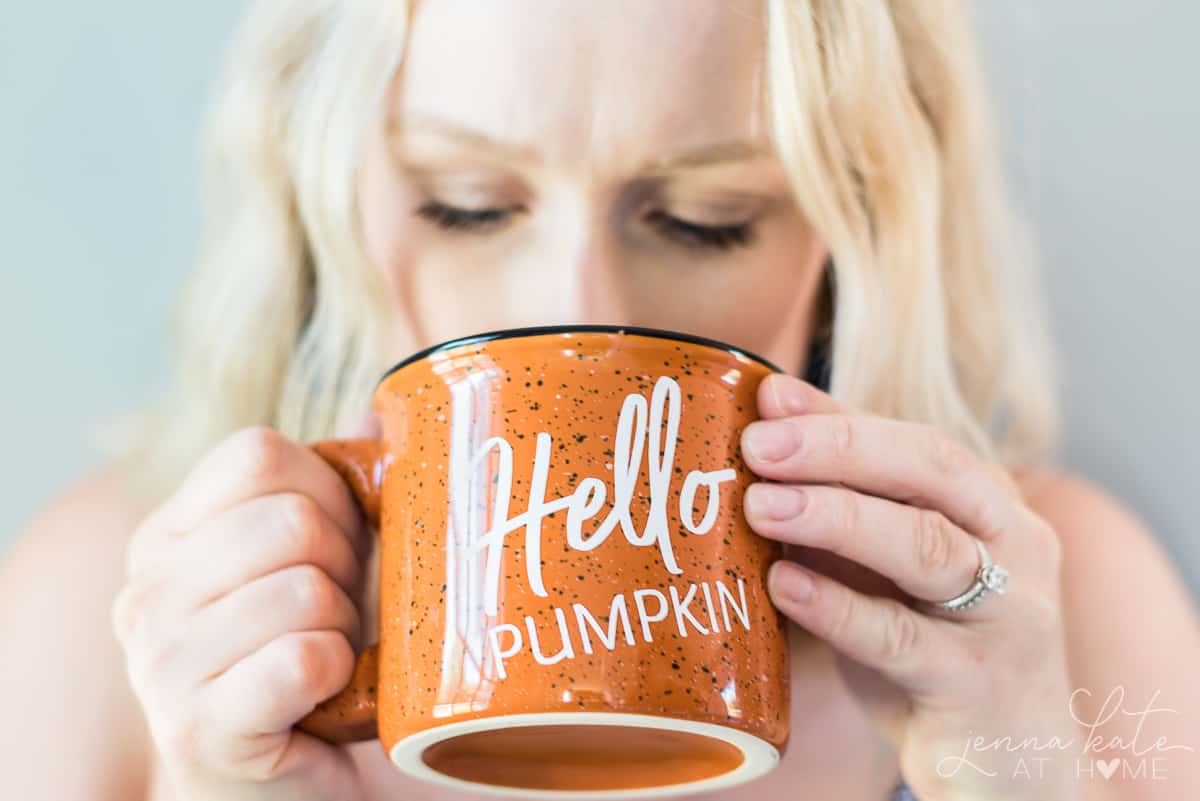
[631,229,825,373]
[738,256,814,349]
[357,140,420,305]
[733,226,828,371]
[356,147,509,349]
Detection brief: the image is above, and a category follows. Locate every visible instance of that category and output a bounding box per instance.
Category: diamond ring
[922,538,1009,613]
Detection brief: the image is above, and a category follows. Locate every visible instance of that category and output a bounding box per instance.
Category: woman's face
[357,0,828,374]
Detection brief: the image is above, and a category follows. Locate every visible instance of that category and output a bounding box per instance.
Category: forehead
[395,0,767,168]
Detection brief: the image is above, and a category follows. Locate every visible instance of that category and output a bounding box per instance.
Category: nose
[525,204,630,327]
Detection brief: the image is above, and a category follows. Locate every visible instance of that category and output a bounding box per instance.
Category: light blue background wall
[2,3,1197,594]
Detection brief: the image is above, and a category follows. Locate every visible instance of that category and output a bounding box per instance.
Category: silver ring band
[924,538,1009,613]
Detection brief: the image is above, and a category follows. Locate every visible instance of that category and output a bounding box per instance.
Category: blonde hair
[118,0,1060,502]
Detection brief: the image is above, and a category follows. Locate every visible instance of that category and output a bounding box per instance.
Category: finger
[746,483,987,607]
[201,728,364,800]
[111,575,159,647]
[767,559,961,695]
[741,414,1020,540]
[130,427,364,576]
[121,507,363,658]
[757,372,848,419]
[164,427,362,536]
[201,629,355,736]
[196,631,365,798]
[148,492,364,613]
[182,565,361,682]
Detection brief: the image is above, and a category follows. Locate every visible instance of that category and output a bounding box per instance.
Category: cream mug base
[389,711,781,798]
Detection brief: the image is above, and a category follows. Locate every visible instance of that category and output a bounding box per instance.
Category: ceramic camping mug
[298,325,791,798]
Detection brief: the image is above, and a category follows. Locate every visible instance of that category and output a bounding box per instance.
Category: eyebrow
[388,111,773,173]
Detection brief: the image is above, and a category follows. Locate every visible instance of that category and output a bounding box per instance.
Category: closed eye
[414,201,756,252]
[414,201,516,232]
[642,209,755,251]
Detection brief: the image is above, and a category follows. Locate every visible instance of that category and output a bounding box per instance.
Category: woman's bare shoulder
[1013,466,1188,579]
[3,465,150,603]
[1012,467,1200,794]
[0,467,153,801]
[1012,466,1196,621]
[13,462,148,544]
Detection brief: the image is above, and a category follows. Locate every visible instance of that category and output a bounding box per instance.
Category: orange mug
[299,325,790,797]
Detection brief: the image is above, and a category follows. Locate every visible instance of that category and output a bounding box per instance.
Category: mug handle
[296,438,389,743]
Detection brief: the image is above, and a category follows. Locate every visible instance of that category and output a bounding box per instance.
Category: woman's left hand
[742,373,1082,801]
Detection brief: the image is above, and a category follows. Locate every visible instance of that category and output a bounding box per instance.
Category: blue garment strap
[801,334,832,393]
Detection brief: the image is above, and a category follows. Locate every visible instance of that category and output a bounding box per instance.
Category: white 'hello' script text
[460,375,737,616]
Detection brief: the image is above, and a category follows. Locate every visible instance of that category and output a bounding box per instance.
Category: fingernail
[743,421,797,462]
[767,373,805,415]
[772,561,814,603]
[752,483,807,520]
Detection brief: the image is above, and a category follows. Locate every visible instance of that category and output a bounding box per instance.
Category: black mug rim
[378,324,784,385]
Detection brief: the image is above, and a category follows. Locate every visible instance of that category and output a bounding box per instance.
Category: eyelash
[415,202,512,233]
[413,202,755,251]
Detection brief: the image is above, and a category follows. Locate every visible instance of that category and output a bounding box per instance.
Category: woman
[3,1,1197,799]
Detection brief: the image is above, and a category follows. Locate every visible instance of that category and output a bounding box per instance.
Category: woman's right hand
[111,426,373,801]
